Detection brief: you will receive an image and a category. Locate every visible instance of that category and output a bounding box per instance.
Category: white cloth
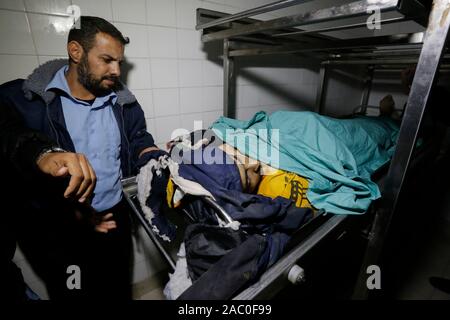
[163,243,192,300]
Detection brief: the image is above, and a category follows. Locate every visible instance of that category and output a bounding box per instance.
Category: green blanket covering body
[211,111,399,214]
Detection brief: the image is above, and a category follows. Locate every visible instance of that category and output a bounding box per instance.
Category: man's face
[77,32,124,96]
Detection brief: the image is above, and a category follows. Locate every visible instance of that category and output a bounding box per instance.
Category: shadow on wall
[324,65,367,117]
[120,59,133,87]
[238,55,320,109]
[203,40,321,118]
[202,41,369,118]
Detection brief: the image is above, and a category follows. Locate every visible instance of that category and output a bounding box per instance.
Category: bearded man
[0,16,161,300]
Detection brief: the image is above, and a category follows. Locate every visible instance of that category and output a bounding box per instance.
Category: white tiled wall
[1,0,362,300]
[324,68,366,116]
[235,58,321,117]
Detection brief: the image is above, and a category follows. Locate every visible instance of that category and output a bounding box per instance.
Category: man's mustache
[102,76,120,83]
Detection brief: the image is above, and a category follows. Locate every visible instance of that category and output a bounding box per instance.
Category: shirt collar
[45,65,117,106]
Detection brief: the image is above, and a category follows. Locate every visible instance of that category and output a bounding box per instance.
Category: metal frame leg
[223,39,235,118]
[315,64,328,114]
[121,177,176,271]
[360,66,374,115]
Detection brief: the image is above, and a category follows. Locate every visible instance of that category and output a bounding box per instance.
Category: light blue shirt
[46,66,122,211]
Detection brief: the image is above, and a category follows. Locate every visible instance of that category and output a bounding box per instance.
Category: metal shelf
[194,0,450,300]
[197,0,428,46]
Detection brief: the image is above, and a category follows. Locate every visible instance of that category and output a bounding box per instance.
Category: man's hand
[73,205,117,234]
[94,213,117,233]
[137,147,170,169]
[138,146,160,158]
[37,152,96,203]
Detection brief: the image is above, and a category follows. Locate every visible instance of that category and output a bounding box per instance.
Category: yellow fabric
[257,170,312,209]
[166,179,176,208]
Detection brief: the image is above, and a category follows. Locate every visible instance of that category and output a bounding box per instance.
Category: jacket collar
[22,58,136,106]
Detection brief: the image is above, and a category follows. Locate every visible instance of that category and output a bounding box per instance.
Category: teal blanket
[211,111,399,214]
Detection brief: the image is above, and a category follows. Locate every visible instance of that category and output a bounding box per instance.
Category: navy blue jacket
[0,59,156,178]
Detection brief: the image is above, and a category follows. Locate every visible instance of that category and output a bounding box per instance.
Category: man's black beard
[77,55,121,97]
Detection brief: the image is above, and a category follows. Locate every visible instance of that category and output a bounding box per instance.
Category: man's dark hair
[68,16,129,54]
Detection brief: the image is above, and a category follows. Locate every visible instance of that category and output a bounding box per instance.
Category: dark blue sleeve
[0,88,56,175]
[125,101,157,170]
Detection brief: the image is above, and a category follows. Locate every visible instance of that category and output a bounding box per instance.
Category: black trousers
[17,197,132,300]
[82,198,132,300]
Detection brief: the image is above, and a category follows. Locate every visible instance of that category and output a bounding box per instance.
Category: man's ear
[67,40,84,63]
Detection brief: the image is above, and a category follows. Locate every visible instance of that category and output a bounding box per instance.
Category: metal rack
[196,0,450,299]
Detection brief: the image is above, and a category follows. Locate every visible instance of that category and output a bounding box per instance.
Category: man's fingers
[37,152,84,198]
[95,221,117,233]
[37,151,97,202]
[61,154,85,198]
[74,154,93,200]
[103,221,117,228]
[99,221,116,228]
[95,226,108,233]
[79,156,96,202]
[39,154,70,178]
[102,213,114,221]
[93,213,116,233]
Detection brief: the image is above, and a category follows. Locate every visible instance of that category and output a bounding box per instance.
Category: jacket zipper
[119,105,132,176]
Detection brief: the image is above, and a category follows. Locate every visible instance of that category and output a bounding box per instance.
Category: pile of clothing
[137,129,313,299]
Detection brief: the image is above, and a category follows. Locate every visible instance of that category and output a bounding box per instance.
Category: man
[0,102,105,301]
[0,16,160,299]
